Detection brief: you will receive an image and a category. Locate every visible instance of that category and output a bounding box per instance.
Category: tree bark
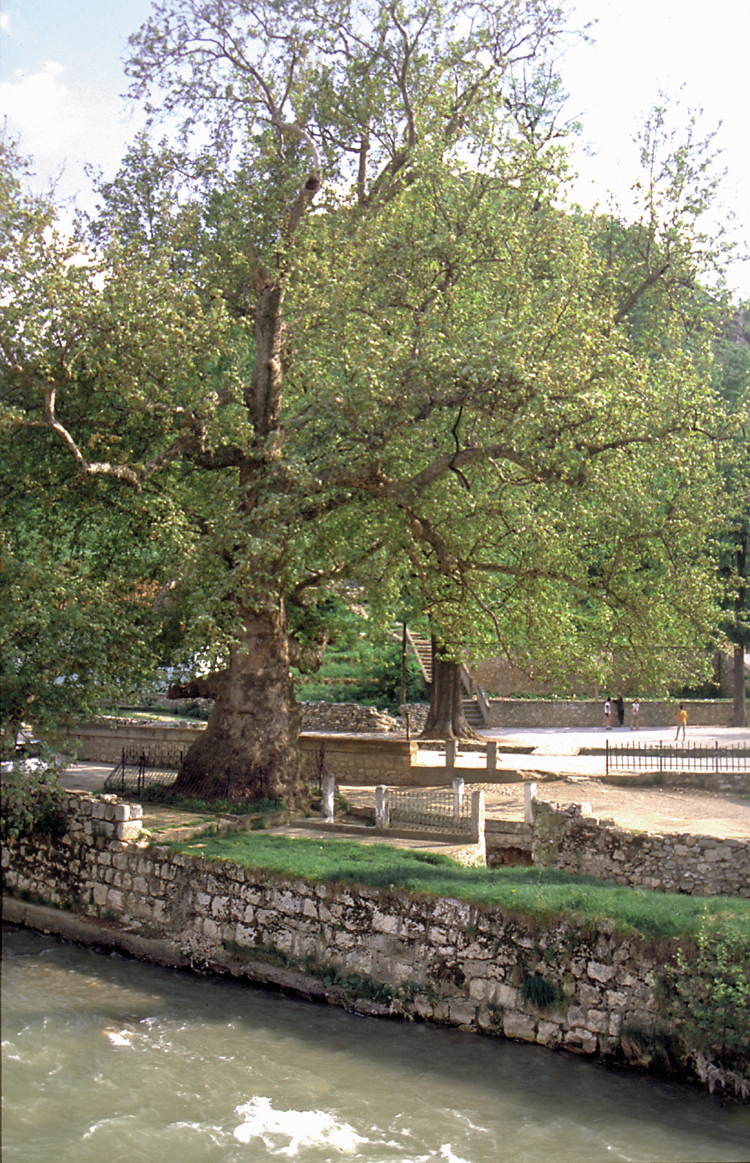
[419,637,481,741]
[733,644,747,728]
[169,601,306,808]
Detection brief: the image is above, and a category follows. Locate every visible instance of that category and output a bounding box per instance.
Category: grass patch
[162,831,750,942]
[117,788,284,817]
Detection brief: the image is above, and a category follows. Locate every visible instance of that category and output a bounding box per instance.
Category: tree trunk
[169,601,306,808]
[733,644,747,728]
[419,637,481,741]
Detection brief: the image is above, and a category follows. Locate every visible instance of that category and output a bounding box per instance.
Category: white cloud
[1,61,80,158]
[1,58,146,214]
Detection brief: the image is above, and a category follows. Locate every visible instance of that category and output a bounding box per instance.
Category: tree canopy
[0,0,738,786]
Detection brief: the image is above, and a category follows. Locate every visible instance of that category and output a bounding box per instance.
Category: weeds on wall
[660,914,750,1074]
[0,761,67,842]
[520,972,566,1012]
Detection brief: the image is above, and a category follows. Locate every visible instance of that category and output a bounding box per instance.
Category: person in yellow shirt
[674,703,687,744]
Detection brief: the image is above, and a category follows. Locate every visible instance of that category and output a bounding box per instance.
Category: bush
[661,913,750,1072]
[1,759,67,842]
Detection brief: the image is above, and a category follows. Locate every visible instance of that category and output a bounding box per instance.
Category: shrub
[660,913,750,1072]
[1,760,67,841]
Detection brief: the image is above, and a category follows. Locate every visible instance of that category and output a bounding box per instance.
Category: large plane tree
[0,1,731,791]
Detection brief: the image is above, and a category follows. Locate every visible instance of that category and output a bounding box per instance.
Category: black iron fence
[104,746,183,795]
[605,739,750,776]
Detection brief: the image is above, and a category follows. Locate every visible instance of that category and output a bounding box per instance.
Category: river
[2,924,749,1162]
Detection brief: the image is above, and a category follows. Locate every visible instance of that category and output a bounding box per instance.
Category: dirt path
[340,778,750,840]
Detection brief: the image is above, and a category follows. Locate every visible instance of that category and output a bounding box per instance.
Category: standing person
[674,703,687,744]
[616,692,624,728]
[630,698,640,730]
[604,696,612,730]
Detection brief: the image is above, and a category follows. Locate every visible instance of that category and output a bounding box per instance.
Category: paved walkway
[55,725,750,845]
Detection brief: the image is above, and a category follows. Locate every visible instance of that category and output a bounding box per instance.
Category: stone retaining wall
[3,790,747,1099]
[488,699,734,729]
[300,734,417,785]
[531,800,750,898]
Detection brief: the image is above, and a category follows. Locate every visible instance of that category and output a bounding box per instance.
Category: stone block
[117,821,142,842]
[468,977,490,1003]
[567,1005,587,1028]
[503,1012,537,1041]
[202,917,219,941]
[536,1020,562,1046]
[372,910,400,935]
[579,982,603,1007]
[447,1000,476,1028]
[563,1028,598,1054]
[586,1008,609,1034]
[587,961,614,983]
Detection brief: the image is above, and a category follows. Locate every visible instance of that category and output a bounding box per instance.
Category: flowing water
[3,924,749,1163]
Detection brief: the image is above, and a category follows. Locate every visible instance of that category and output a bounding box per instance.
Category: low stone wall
[488,699,734,729]
[531,800,750,898]
[68,722,204,763]
[298,703,400,732]
[3,791,747,1099]
[300,734,418,785]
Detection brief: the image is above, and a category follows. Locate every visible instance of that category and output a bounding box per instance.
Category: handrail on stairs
[400,625,491,727]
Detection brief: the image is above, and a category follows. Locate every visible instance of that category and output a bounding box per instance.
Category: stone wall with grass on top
[2,790,748,1100]
[529,801,750,898]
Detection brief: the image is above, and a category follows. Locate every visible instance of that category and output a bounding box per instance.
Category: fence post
[375,785,389,829]
[486,740,497,773]
[470,789,485,844]
[322,774,335,822]
[452,777,465,826]
[524,781,537,825]
[605,738,609,777]
[445,738,457,768]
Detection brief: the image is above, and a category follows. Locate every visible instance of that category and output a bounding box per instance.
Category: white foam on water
[104,1028,133,1047]
[233,1095,365,1155]
[439,1145,473,1163]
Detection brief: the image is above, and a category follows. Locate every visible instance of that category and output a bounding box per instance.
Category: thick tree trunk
[733,644,747,728]
[169,602,306,808]
[419,638,481,741]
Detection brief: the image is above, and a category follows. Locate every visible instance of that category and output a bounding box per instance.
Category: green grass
[162,831,750,942]
[117,788,285,816]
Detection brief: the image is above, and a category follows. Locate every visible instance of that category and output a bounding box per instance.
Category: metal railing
[387,787,472,832]
[104,746,182,795]
[605,739,750,776]
[373,783,484,841]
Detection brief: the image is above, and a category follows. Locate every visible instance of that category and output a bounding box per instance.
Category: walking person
[674,703,687,745]
[630,698,640,730]
[616,692,624,728]
[604,696,612,730]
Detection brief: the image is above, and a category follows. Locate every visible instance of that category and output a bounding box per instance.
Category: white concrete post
[486,739,497,772]
[375,785,389,829]
[470,789,485,844]
[452,777,465,825]
[524,781,538,825]
[445,738,457,768]
[322,774,335,823]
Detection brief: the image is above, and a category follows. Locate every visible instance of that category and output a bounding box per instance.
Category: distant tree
[713,305,750,726]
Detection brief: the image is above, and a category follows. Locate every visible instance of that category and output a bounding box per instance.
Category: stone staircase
[400,626,489,729]
[403,628,433,684]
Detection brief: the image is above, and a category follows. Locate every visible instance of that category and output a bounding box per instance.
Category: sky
[1,0,748,298]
